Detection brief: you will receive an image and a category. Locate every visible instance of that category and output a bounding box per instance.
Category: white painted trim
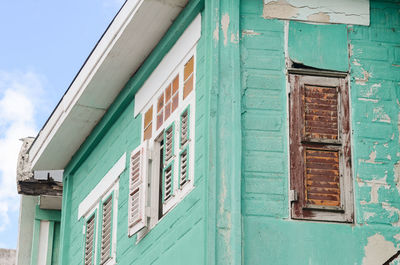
[29,0,188,171]
[134,14,201,117]
[29,0,143,169]
[78,153,126,219]
[37,221,50,265]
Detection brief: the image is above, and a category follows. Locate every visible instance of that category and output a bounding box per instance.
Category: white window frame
[79,154,124,265]
[143,48,196,216]
[130,49,197,242]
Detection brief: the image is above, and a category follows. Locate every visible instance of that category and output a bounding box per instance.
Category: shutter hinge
[289,190,298,202]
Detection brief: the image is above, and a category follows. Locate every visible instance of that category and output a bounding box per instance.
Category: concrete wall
[60,9,208,265]
[241,0,400,264]
[0,248,16,265]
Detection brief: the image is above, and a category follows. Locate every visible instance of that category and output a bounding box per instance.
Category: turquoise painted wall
[241,0,400,264]
[57,0,400,264]
[59,7,208,265]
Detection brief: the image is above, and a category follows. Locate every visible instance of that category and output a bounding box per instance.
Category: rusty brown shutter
[289,74,352,222]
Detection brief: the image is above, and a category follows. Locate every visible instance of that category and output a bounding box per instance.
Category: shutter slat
[164,165,173,201]
[179,149,188,188]
[84,215,96,265]
[305,148,341,207]
[128,142,148,236]
[100,196,113,264]
[304,85,338,141]
[180,109,189,147]
[165,126,174,161]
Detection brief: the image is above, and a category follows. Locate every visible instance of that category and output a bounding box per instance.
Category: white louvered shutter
[128,141,148,236]
[84,215,96,265]
[100,196,113,264]
[180,108,189,147]
[164,165,173,201]
[179,149,188,188]
[179,108,190,189]
[165,125,174,161]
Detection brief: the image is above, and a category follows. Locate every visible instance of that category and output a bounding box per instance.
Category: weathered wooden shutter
[84,214,96,265]
[289,74,352,222]
[100,196,113,264]
[128,141,148,236]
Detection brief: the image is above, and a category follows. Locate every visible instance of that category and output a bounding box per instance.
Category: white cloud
[0,71,46,232]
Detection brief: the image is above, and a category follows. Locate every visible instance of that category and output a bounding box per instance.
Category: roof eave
[28,0,187,171]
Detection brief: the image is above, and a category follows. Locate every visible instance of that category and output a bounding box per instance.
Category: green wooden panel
[288,21,348,72]
[51,222,61,265]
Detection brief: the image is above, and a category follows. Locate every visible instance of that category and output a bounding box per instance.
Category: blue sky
[0,0,124,249]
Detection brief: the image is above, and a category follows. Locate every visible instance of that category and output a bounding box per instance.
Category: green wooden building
[18,0,400,264]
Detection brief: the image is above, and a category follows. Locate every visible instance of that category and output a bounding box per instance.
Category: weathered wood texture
[289,74,352,222]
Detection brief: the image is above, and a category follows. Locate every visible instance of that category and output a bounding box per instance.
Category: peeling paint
[353,59,361,66]
[398,112,400,144]
[213,22,219,42]
[364,83,381,98]
[372,107,391,123]
[394,162,400,195]
[242,30,261,36]
[366,150,378,164]
[221,14,230,46]
[230,32,238,44]
[363,212,376,221]
[363,234,399,265]
[355,68,371,85]
[307,12,331,23]
[262,0,369,25]
[358,98,378,103]
[263,0,298,20]
[381,202,400,227]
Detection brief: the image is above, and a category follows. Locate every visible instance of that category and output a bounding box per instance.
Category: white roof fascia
[28,0,187,171]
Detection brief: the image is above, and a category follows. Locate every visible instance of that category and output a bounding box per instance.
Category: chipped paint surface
[242,0,400,264]
[307,12,330,23]
[363,234,399,265]
[263,0,370,25]
[241,30,260,36]
[221,13,230,46]
[263,0,298,20]
[355,68,371,85]
[213,21,219,42]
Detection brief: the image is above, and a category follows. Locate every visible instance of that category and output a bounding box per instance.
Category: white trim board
[133,14,201,117]
[78,153,126,219]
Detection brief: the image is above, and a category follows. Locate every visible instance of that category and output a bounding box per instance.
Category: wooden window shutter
[84,213,96,265]
[128,141,149,236]
[100,195,113,264]
[289,74,353,222]
[179,107,190,189]
[180,107,190,147]
[164,123,175,162]
[163,163,174,202]
[179,148,189,188]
